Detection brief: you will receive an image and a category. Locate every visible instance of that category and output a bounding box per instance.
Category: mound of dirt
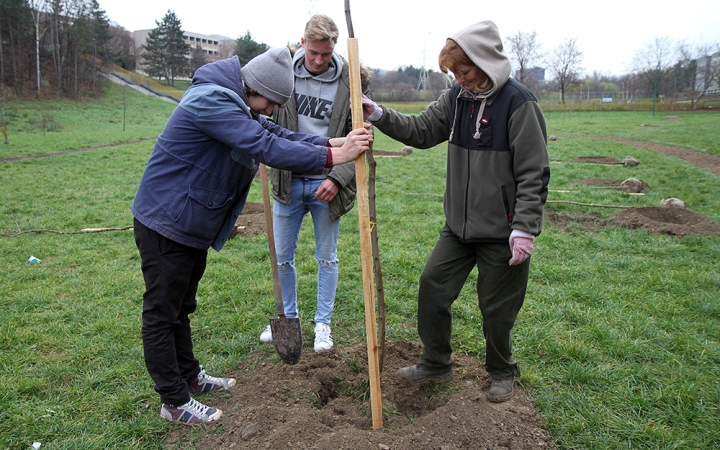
[569,156,621,165]
[545,206,720,238]
[166,341,554,449]
[574,178,625,189]
[608,206,720,237]
[574,178,650,191]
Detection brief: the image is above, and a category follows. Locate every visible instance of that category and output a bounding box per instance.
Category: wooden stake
[348,37,383,430]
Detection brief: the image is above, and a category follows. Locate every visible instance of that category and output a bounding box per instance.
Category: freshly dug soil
[166,341,554,449]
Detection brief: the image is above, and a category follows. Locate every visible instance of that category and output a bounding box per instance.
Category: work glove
[361,94,383,122]
[508,229,535,266]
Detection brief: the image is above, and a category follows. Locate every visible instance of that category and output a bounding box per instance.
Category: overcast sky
[98,0,720,76]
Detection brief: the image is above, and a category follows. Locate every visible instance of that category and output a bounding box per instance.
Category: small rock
[379,445,390,450]
[661,198,686,209]
[241,423,257,440]
[620,178,645,193]
[548,135,557,141]
[623,156,639,167]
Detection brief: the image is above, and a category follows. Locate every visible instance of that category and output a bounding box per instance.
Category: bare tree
[28,0,48,96]
[505,30,543,88]
[426,71,449,100]
[108,24,135,70]
[217,39,236,59]
[546,37,583,103]
[632,36,675,114]
[188,44,207,77]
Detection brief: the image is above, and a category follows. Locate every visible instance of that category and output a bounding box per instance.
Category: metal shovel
[259,163,302,364]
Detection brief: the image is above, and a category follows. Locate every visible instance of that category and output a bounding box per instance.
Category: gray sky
[99,0,720,76]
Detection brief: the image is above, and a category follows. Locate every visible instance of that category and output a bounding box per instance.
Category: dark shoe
[188,366,236,394]
[396,364,452,385]
[488,378,515,403]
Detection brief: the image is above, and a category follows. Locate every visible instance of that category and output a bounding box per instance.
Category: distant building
[695,51,720,94]
[514,67,545,83]
[133,29,231,74]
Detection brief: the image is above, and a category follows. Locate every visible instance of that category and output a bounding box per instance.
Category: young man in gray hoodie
[363,21,550,403]
[260,14,369,352]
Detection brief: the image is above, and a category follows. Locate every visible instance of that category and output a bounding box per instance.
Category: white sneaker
[314,323,333,352]
[160,397,222,425]
[259,325,272,343]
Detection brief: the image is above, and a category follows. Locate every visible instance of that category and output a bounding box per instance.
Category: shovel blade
[270,317,303,364]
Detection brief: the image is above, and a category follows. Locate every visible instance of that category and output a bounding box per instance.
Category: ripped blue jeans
[272,177,340,325]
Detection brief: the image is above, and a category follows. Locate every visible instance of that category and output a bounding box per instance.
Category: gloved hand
[508,230,535,266]
[361,94,383,122]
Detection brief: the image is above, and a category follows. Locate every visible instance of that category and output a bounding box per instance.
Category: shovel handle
[259,164,285,318]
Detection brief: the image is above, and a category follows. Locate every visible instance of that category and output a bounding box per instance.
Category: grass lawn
[1,85,719,449]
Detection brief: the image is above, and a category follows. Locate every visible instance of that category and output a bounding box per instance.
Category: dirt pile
[166,341,554,449]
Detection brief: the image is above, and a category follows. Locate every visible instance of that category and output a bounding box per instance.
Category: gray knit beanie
[241,47,294,105]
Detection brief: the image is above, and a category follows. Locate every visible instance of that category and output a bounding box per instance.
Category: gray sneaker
[487,378,515,403]
[396,364,452,385]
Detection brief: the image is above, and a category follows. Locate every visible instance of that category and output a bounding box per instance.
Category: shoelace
[183,398,211,417]
[199,371,225,385]
[316,326,332,342]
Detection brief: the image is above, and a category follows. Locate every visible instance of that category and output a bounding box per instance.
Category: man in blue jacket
[131,47,369,425]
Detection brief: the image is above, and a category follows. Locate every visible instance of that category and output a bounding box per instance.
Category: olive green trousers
[417,225,530,380]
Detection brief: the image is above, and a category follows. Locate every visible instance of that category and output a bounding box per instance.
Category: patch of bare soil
[231,202,267,237]
[546,203,720,238]
[166,341,553,449]
[608,206,720,237]
[574,178,625,189]
[569,155,622,165]
[371,148,413,158]
[564,177,720,237]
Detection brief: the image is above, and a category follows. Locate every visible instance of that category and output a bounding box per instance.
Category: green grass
[1,86,719,448]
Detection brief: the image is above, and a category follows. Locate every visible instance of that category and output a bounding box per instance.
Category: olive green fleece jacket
[270,54,369,221]
[372,21,550,242]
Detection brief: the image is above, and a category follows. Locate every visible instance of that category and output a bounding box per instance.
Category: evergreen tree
[235,31,268,65]
[88,0,111,64]
[142,10,189,86]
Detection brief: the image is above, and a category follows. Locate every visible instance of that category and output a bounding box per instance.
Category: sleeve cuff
[325,146,333,168]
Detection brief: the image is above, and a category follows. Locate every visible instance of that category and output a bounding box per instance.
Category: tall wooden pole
[347,38,382,431]
[344,1,382,428]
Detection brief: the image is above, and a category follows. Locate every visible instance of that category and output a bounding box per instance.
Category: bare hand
[331,128,369,165]
[314,179,339,202]
[364,122,374,144]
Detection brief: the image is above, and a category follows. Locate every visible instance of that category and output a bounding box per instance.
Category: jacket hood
[449,21,511,92]
[292,48,343,83]
[191,56,246,99]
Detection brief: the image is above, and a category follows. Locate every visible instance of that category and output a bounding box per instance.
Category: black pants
[133,218,206,406]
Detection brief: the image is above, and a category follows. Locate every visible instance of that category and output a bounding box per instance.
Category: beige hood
[449,21,511,92]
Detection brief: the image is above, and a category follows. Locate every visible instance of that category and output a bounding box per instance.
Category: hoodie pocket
[172,186,235,241]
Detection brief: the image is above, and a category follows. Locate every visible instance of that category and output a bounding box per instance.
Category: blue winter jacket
[131,56,330,251]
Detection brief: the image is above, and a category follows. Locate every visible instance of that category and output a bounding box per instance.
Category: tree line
[2,4,718,108]
[503,31,720,109]
[0,0,116,98]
